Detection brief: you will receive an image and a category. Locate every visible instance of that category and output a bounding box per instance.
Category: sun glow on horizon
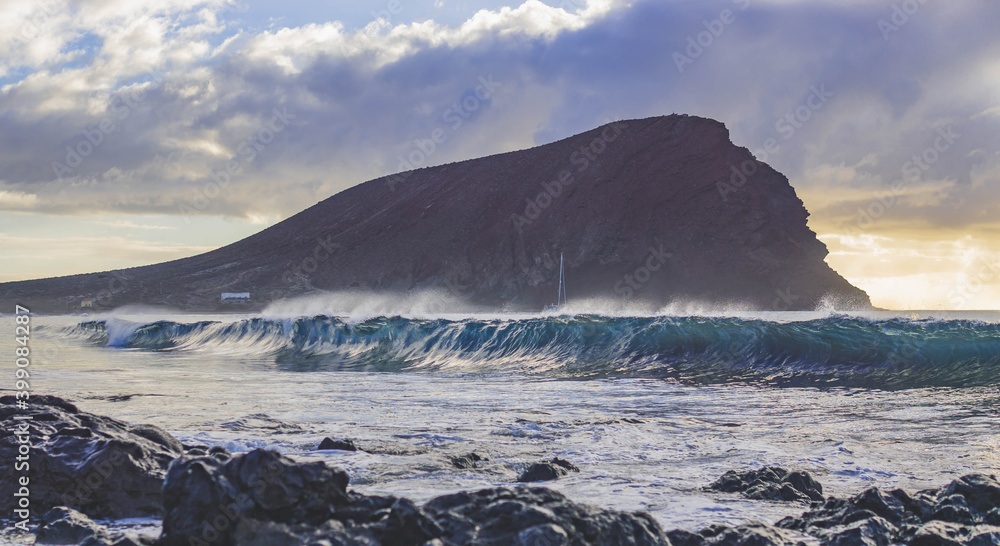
[821,233,1000,311]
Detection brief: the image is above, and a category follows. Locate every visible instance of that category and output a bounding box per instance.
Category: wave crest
[68,315,1000,389]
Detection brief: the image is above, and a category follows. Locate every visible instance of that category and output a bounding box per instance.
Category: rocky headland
[0,115,869,313]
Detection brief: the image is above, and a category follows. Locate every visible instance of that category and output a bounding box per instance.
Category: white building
[220,292,251,302]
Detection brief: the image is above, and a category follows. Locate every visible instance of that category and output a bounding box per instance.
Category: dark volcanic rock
[35,507,110,545]
[909,521,1000,545]
[778,486,926,533]
[35,507,153,545]
[421,486,666,545]
[0,115,870,313]
[518,457,581,482]
[675,474,1000,545]
[775,474,1000,545]
[160,448,668,545]
[708,467,824,503]
[317,437,359,451]
[0,395,182,519]
[666,522,807,545]
[160,448,353,545]
[450,452,488,470]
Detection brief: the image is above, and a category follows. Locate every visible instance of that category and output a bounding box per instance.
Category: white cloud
[90,219,176,230]
[0,190,38,209]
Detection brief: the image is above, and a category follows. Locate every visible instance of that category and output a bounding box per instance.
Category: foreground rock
[666,523,808,546]
[423,486,665,545]
[708,467,824,503]
[160,448,668,545]
[34,507,153,545]
[0,395,183,519]
[777,473,1000,545]
[682,469,1000,545]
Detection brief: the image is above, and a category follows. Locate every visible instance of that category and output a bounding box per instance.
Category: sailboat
[545,253,567,311]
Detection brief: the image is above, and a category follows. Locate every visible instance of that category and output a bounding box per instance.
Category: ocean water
[6,306,1000,535]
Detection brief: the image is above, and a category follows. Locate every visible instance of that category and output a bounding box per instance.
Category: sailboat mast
[558,253,566,306]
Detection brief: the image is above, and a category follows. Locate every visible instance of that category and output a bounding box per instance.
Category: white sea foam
[261,290,485,321]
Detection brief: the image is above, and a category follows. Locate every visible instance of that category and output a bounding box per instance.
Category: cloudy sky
[1,0,999,309]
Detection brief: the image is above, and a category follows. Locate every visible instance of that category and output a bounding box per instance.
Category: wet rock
[932,494,975,525]
[778,487,923,532]
[317,437,359,451]
[35,507,110,545]
[936,474,1000,520]
[967,526,1000,545]
[182,445,232,463]
[230,518,350,546]
[450,452,488,470]
[907,522,1000,546]
[517,523,569,545]
[34,507,153,545]
[665,522,806,545]
[985,508,1000,526]
[708,467,824,503]
[775,474,1000,545]
[207,445,232,462]
[160,448,352,545]
[518,457,580,483]
[161,448,444,545]
[910,521,972,545]
[423,486,667,545]
[0,395,183,519]
[161,448,667,545]
[820,515,897,546]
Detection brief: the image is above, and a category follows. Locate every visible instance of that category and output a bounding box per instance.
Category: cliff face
[0,115,870,313]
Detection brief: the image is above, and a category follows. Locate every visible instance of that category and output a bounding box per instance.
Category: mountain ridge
[0,114,871,313]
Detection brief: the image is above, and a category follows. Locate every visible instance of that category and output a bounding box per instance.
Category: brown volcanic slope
[1,115,870,313]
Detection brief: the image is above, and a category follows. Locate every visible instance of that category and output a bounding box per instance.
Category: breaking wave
[67,315,1000,389]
